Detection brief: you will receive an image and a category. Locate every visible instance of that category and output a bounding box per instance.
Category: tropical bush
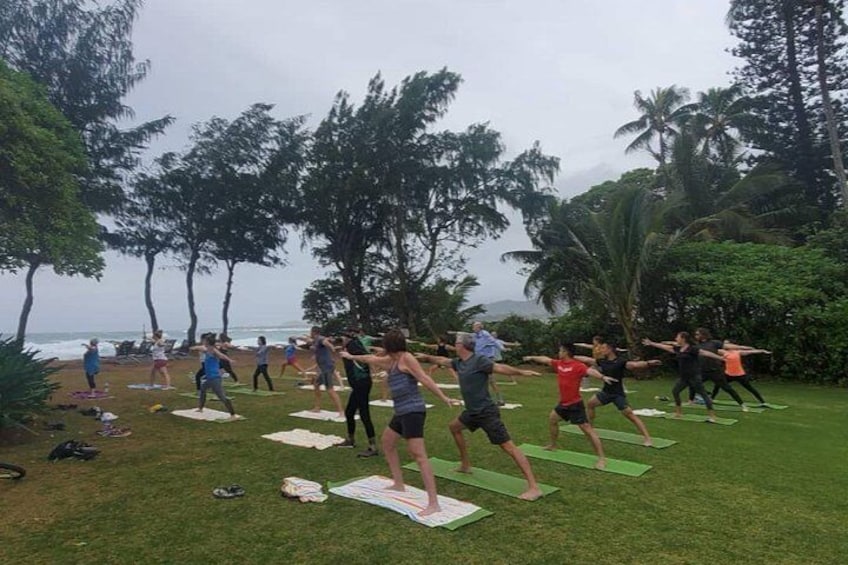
[0,337,60,428]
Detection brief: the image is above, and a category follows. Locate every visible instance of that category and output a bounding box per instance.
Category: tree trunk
[221,260,236,335]
[813,0,848,206]
[186,250,199,345]
[783,1,822,205]
[144,253,159,332]
[15,261,40,343]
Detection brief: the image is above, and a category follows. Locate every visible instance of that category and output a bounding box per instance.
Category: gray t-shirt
[452,354,495,413]
[255,345,269,366]
[313,335,334,371]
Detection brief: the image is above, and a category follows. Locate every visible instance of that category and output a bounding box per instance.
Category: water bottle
[104,382,110,394]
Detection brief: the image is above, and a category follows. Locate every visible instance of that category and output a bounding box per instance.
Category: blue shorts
[595,390,629,410]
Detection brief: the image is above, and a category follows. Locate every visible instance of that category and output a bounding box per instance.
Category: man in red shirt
[524,343,616,469]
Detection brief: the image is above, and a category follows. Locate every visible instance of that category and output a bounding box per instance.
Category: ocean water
[15,325,311,361]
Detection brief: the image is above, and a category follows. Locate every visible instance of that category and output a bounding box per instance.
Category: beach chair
[170,339,190,358]
[162,339,176,356]
[129,340,153,362]
[115,340,137,364]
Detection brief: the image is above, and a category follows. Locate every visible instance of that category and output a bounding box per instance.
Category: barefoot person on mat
[193,335,239,421]
[523,343,612,469]
[416,333,543,500]
[341,329,457,517]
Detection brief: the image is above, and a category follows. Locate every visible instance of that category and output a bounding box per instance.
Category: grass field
[1,353,847,564]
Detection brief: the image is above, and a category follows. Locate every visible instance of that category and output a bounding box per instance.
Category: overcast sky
[0,0,739,334]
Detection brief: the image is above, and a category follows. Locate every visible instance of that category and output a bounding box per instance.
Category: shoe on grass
[335,438,355,448]
[357,447,379,458]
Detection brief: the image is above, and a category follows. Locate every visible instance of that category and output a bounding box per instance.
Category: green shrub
[0,337,60,428]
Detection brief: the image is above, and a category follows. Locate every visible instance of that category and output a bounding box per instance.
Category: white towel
[281,477,327,503]
[297,385,349,392]
[288,410,355,423]
[172,408,243,421]
[329,475,485,528]
[632,408,667,417]
[262,429,345,450]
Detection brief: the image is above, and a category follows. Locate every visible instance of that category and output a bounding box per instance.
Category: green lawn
[2,364,847,564]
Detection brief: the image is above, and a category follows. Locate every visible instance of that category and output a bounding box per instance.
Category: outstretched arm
[399,353,456,407]
[492,363,540,377]
[722,348,771,356]
[339,351,393,370]
[625,359,662,371]
[587,367,618,385]
[574,342,594,351]
[722,341,755,351]
[414,353,452,368]
[698,349,725,362]
[642,338,674,354]
[522,355,554,365]
[575,355,598,367]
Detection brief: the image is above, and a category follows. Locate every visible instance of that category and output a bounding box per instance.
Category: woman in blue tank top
[192,334,240,420]
[341,329,458,517]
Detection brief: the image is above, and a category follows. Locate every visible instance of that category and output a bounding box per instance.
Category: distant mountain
[478,300,560,321]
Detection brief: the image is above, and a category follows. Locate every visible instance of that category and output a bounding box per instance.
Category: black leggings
[252,364,273,391]
[200,378,235,415]
[195,365,205,390]
[714,374,765,404]
[220,358,238,382]
[345,377,375,441]
[673,374,713,409]
[690,372,744,405]
[85,372,97,390]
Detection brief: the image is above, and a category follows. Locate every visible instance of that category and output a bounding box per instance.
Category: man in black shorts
[415,333,543,501]
[577,339,660,447]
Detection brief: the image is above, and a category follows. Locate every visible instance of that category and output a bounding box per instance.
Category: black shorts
[555,401,588,425]
[458,406,511,445]
[595,390,629,411]
[388,412,426,439]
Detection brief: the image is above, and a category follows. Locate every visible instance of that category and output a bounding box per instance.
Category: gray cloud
[0,0,738,333]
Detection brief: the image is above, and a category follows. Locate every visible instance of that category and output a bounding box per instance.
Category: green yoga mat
[713,399,788,410]
[666,402,764,413]
[227,388,284,397]
[517,444,652,477]
[642,412,737,425]
[403,458,559,499]
[559,425,677,449]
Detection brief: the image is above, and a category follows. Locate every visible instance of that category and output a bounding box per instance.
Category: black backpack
[48,440,100,461]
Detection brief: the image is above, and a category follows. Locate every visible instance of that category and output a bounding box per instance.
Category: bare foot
[543,444,557,451]
[337,412,344,420]
[595,458,607,470]
[643,438,654,447]
[384,482,406,492]
[519,487,543,501]
[195,408,203,413]
[226,415,242,422]
[672,412,682,419]
[454,466,472,474]
[418,504,442,517]
[309,407,321,413]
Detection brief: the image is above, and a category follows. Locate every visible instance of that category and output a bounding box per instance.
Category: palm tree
[504,187,675,352]
[662,131,800,242]
[614,85,692,167]
[682,85,757,168]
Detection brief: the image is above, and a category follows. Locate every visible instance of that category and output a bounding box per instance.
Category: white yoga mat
[262,429,345,450]
[369,399,435,409]
[172,408,244,422]
[289,410,356,423]
[297,385,350,391]
[127,383,168,390]
[328,475,491,529]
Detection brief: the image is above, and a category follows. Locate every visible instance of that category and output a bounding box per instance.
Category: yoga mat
[419,383,460,389]
[327,475,493,530]
[171,408,245,422]
[666,402,764,414]
[127,384,165,390]
[559,425,677,449]
[262,429,345,450]
[227,388,284,397]
[634,409,737,425]
[518,444,652,477]
[403,458,559,499]
[221,381,247,388]
[289,410,356,423]
[69,390,111,399]
[714,399,788,410]
[369,399,434,409]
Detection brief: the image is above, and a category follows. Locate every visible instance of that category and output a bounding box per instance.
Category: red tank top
[724,350,745,377]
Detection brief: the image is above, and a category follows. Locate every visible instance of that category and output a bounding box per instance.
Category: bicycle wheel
[0,462,26,480]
